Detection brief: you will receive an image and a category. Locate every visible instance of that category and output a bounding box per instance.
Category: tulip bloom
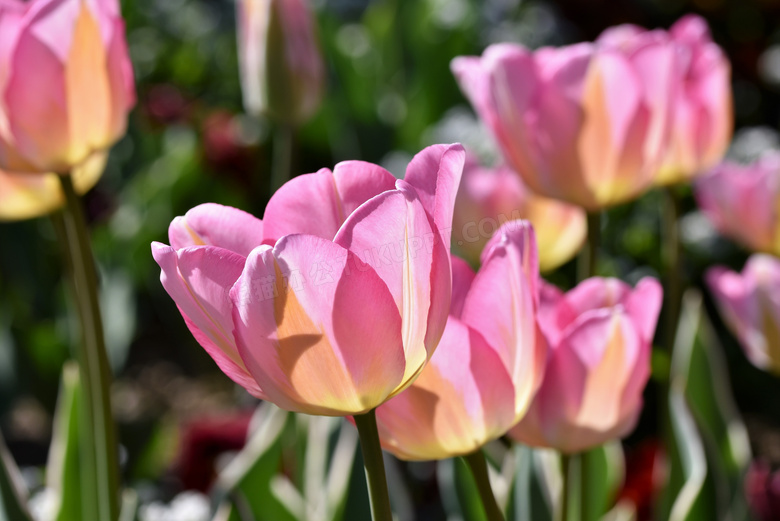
[451,36,676,210]
[0,0,135,174]
[509,277,662,454]
[0,153,106,221]
[374,222,547,460]
[153,144,465,415]
[237,0,324,125]
[695,153,780,256]
[598,15,732,185]
[453,156,586,271]
[707,255,780,375]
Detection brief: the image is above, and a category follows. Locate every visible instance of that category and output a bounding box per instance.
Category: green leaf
[509,446,554,521]
[437,456,487,521]
[0,431,34,521]
[214,403,297,521]
[581,442,624,521]
[47,362,84,521]
[664,290,752,520]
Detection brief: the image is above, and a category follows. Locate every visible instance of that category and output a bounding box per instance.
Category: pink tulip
[509,277,662,454]
[707,255,780,375]
[451,35,676,210]
[374,222,547,460]
[598,15,732,185]
[153,144,465,416]
[237,0,324,125]
[452,155,587,271]
[0,152,106,221]
[0,0,135,174]
[695,153,780,256]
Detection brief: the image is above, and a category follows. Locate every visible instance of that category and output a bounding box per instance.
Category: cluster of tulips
[1,0,780,520]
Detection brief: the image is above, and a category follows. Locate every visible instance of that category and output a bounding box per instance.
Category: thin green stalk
[578,212,601,282]
[271,124,294,193]
[463,450,506,521]
[58,174,120,521]
[353,410,393,521]
[559,454,581,521]
[663,187,684,365]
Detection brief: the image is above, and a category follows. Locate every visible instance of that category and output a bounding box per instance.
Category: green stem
[578,212,601,282]
[463,450,506,521]
[663,187,684,364]
[353,410,393,521]
[559,454,581,521]
[271,124,294,193]
[58,174,120,521]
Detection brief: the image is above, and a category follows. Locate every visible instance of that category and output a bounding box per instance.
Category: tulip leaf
[663,291,752,520]
[581,442,624,521]
[47,362,84,521]
[215,403,298,521]
[438,456,488,521]
[508,445,554,521]
[0,431,34,521]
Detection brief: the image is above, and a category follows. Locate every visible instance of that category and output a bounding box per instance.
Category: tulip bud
[599,15,732,185]
[695,153,780,256]
[452,35,676,210]
[237,0,324,126]
[375,223,547,460]
[0,153,106,221]
[509,277,662,454]
[453,156,586,271]
[707,255,780,375]
[0,0,135,174]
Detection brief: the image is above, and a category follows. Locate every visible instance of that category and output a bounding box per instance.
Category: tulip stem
[662,187,684,367]
[271,124,294,192]
[559,454,581,521]
[463,450,506,521]
[58,174,120,521]
[578,212,601,281]
[353,409,393,521]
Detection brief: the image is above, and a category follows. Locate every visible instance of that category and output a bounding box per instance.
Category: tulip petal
[151,242,264,398]
[334,182,438,386]
[462,221,544,416]
[623,277,663,342]
[375,318,516,460]
[169,203,264,257]
[402,143,466,249]
[262,162,396,242]
[231,234,406,415]
[450,255,475,318]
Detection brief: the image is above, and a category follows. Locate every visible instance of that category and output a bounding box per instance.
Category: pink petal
[450,255,475,318]
[334,181,438,385]
[622,277,663,343]
[462,221,544,415]
[151,242,264,398]
[230,234,406,415]
[375,317,516,460]
[402,143,466,250]
[169,203,264,257]
[262,162,396,243]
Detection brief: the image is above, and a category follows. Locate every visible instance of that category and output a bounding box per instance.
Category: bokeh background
[2,0,780,518]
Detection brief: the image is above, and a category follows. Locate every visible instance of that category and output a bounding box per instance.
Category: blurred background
[2,0,780,518]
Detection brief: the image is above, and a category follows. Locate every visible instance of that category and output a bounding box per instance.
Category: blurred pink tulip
[707,254,780,375]
[237,0,324,125]
[0,152,106,221]
[0,0,135,173]
[599,15,732,185]
[452,35,675,210]
[452,156,587,271]
[375,222,547,460]
[695,153,780,256]
[153,144,465,416]
[509,277,662,454]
